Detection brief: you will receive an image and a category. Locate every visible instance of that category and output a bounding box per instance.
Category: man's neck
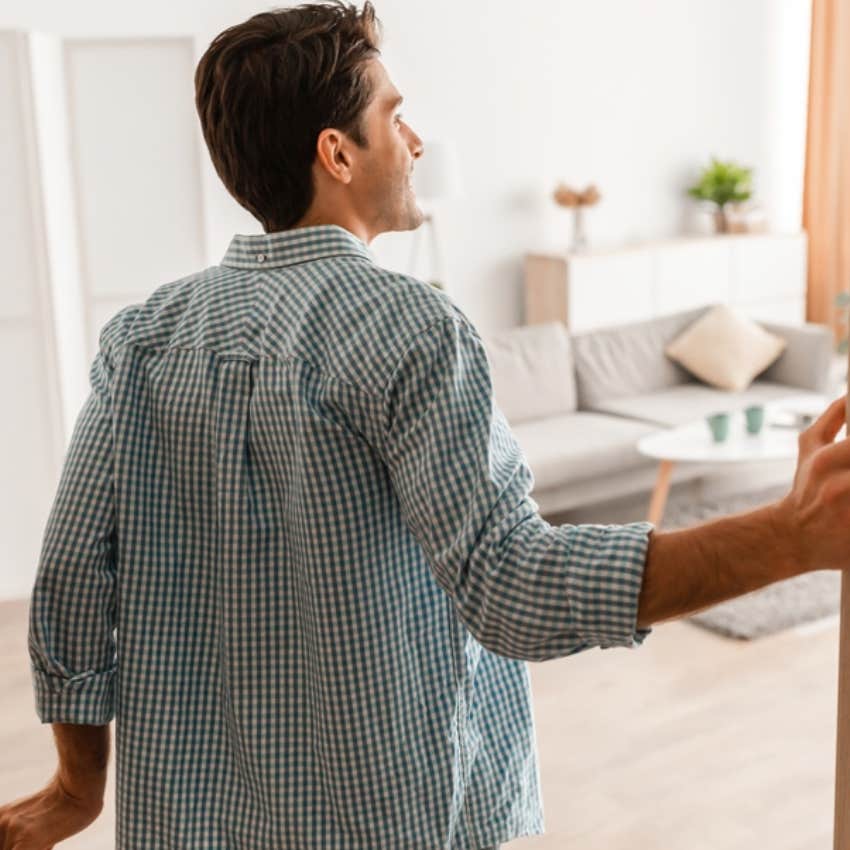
[289,209,373,245]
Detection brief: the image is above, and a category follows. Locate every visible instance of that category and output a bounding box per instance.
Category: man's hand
[638,393,850,628]
[774,394,850,572]
[0,772,103,850]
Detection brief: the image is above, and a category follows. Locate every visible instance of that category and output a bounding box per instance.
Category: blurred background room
[1,1,849,847]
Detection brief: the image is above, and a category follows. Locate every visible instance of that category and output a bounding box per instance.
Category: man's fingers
[804,394,848,447]
[810,432,850,475]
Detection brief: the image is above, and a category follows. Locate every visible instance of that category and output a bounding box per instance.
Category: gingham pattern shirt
[28,224,654,850]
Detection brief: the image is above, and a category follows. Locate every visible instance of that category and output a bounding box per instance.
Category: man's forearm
[51,723,110,803]
[637,501,802,629]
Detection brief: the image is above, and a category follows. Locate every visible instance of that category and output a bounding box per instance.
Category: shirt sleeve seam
[380,314,468,437]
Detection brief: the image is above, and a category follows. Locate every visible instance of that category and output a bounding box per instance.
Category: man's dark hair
[195,2,382,232]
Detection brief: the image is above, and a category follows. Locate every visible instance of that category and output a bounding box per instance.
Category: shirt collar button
[257,253,267,263]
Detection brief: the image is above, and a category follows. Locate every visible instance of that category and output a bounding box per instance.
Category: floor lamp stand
[408,212,446,293]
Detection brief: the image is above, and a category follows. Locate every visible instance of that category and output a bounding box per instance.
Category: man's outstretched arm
[378,313,655,661]
[637,394,850,629]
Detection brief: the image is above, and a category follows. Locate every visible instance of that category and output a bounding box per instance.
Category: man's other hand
[0,772,103,850]
[775,393,850,572]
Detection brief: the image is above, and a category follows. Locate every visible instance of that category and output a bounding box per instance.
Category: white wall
[0,0,811,335]
[374,0,813,331]
[0,0,814,601]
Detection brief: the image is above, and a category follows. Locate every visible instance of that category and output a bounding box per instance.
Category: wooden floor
[0,589,839,850]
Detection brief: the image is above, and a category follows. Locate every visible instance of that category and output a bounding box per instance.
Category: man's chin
[375,200,426,236]
[394,195,425,231]
[406,203,426,231]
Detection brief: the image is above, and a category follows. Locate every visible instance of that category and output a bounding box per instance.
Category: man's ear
[315,128,354,185]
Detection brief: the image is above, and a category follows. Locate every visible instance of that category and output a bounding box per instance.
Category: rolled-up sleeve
[28,345,117,724]
[379,314,654,662]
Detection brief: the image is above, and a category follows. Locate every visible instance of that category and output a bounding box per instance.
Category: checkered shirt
[28,224,654,849]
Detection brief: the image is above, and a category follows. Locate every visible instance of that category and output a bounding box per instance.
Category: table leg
[647,460,675,525]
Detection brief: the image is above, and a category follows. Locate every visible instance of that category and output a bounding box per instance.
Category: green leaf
[686,157,754,206]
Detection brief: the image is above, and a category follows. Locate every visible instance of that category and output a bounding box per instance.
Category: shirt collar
[221,224,374,270]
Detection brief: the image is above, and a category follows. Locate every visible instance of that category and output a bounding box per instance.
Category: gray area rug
[659,483,841,640]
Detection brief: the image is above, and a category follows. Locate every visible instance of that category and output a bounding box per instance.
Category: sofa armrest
[758,320,835,393]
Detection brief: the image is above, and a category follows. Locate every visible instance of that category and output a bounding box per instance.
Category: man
[1,2,849,848]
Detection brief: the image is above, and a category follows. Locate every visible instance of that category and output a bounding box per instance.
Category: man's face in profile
[351,58,425,236]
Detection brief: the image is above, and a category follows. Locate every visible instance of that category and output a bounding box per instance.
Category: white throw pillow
[482,322,577,423]
[664,304,787,392]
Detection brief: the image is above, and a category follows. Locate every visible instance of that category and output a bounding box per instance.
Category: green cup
[706,412,730,442]
[744,404,765,435]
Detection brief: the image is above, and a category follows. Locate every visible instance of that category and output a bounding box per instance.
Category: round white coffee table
[636,393,830,525]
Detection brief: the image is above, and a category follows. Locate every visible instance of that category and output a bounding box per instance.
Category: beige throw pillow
[664,304,787,392]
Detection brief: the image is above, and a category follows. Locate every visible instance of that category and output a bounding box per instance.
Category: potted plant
[687,158,753,234]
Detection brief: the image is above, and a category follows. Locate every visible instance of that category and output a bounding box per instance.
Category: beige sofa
[482,304,835,517]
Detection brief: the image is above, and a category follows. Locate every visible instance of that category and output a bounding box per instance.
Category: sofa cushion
[664,304,787,391]
[483,321,577,423]
[510,411,659,491]
[586,379,795,428]
[571,306,709,410]
[756,320,835,393]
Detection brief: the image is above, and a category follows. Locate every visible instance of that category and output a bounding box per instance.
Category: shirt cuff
[569,520,655,649]
[31,664,116,724]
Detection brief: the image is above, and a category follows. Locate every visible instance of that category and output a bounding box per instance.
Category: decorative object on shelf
[687,157,753,234]
[725,201,768,234]
[409,140,463,293]
[553,182,601,253]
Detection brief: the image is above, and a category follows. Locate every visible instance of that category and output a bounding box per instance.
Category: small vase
[571,206,588,252]
[713,205,729,234]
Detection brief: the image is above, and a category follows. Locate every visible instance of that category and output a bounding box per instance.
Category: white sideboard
[524,232,807,331]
